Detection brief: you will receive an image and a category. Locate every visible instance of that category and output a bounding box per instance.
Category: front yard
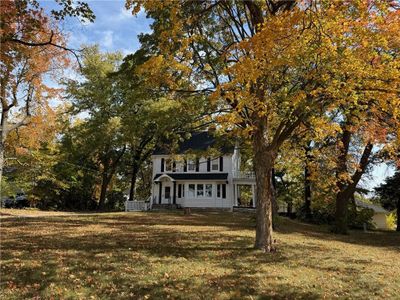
[0,210,399,299]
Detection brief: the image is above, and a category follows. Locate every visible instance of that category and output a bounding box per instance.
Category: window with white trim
[165,159,172,172]
[188,184,195,198]
[187,160,195,171]
[205,184,212,197]
[197,184,204,197]
[217,184,226,199]
[211,159,219,171]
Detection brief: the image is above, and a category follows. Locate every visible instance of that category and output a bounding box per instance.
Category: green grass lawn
[1,211,399,299]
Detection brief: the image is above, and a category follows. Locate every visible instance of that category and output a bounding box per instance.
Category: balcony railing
[233,171,255,179]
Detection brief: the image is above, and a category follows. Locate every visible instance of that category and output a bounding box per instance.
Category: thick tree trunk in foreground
[334,190,351,234]
[253,127,276,252]
[0,141,4,201]
[397,198,400,232]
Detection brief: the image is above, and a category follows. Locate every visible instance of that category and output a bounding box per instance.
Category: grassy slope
[0,211,399,299]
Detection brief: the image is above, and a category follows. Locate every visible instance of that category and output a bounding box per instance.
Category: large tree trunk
[253,126,276,252]
[334,140,373,234]
[333,127,351,234]
[397,197,400,232]
[334,190,350,234]
[98,170,111,211]
[0,141,4,202]
[303,145,312,220]
[128,163,139,201]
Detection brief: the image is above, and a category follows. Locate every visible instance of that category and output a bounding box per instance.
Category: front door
[164,186,171,204]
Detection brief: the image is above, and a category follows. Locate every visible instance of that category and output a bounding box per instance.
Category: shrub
[386,211,397,231]
[348,206,375,230]
[105,191,126,211]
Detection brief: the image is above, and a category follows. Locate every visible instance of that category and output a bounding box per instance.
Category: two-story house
[150,131,256,209]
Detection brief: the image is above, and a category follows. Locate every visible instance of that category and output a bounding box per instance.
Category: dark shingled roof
[153,173,228,181]
[153,131,233,155]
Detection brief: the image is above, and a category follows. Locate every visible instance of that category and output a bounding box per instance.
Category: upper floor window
[211,158,219,171]
[165,159,172,172]
[187,160,195,171]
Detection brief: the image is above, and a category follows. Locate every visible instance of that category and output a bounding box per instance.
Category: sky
[41,0,151,55]
[39,0,395,192]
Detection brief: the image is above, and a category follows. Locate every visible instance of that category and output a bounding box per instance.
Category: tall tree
[128,1,400,251]
[0,0,94,198]
[64,46,126,210]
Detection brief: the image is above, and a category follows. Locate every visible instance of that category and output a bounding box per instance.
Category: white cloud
[101,30,114,49]
[117,6,133,20]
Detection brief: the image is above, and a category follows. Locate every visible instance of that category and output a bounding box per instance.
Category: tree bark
[303,143,313,220]
[128,162,139,201]
[334,139,373,234]
[98,163,110,210]
[253,125,275,252]
[0,141,4,202]
[397,197,400,232]
[334,190,350,234]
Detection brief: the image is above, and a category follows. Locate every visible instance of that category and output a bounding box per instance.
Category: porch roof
[153,173,228,181]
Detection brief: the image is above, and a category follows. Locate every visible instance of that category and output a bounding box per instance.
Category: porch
[233,171,256,208]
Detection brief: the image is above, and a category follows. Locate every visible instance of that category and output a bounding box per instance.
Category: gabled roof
[153,131,233,155]
[153,173,229,181]
[355,199,388,214]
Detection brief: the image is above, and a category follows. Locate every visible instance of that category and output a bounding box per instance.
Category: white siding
[372,213,388,230]
[151,153,236,208]
[180,181,233,208]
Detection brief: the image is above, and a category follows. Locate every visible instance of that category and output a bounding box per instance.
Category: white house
[150,132,256,209]
[355,199,389,230]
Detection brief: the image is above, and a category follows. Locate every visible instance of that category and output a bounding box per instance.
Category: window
[211,159,219,171]
[205,184,212,198]
[165,159,172,172]
[178,184,185,198]
[188,160,195,171]
[197,184,204,197]
[188,184,195,198]
[217,184,221,198]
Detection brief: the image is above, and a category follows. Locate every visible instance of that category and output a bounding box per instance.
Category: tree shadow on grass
[1,212,397,299]
[0,213,292,299]
[277,217,400,251]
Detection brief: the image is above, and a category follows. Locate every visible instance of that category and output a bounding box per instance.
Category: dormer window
[211,158,219,171]
[165,159,173,172]
[187,160,195,171]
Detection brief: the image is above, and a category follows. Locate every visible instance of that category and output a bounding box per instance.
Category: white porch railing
[233,171,255,179]
[125,197,152,211]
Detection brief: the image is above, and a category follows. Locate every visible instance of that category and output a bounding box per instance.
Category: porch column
[151,183,155,204]
[252,184,256,208]
[235,184,239,206]
[232,183,235,207]
[173,181,176,204]
[158,182,162,204]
